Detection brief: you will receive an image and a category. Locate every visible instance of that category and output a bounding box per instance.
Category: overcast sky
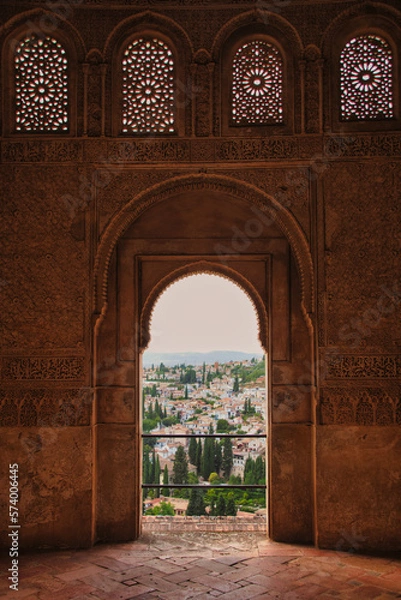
[146,274,262,353]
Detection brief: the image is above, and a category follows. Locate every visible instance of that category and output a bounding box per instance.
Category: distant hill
[142,350,263,367]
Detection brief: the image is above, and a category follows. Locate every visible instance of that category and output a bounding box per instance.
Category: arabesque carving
[320,388,400,426]
[326,355,401,379]
[1,357,85,380]
[94,174,314,322]
[0,388,91,427]
[1,135,401,164]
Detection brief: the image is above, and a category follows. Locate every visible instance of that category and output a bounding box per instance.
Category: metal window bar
[142,433,267,490]
[142,434,266,438]
[143,484,265,489]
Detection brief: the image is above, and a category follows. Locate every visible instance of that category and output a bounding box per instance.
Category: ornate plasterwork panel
[0,389,91,427]
[320,388,401,426]
[324,161,401,349]
[2,135,401,165]
[325,355,401,379]
[1,357,85,381]
[0,166,88,350]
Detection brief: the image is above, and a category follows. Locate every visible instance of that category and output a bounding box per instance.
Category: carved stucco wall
[0,0,400,552]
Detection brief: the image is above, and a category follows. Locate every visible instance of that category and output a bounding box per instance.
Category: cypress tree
[226,492,237,516]
[255,455,265,484]
[214,440,222,475]
[233,376,239,393]
[189,436,198,466]
[143,448,151,485]
[244,456,256,485]
[155,455,161,498]
[207,489,217,516]
[216,493,226,516]
[150,449,156,484]
[202,437,215,480]
[222,438,233,480]
[172,445,188,484]
[186,489,206,516]
[195,439,202,475]
[162,464,169,497]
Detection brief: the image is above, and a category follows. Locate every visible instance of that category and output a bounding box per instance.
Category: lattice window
[14,35,69,132]
[340,35,394,121]
[122,38,175,134]
[232,40,284,126]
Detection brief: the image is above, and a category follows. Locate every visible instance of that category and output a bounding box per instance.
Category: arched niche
[92,174,316,547]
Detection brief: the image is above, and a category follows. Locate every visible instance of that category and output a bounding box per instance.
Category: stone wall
[0,0,400,552]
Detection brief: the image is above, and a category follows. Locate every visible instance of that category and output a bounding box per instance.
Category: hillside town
[142,357,267,518]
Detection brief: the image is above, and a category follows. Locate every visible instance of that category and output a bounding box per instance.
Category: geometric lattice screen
[15,36,69,132]
[232,40,284,125]
[340,35,394,121]
[122,38,175,133]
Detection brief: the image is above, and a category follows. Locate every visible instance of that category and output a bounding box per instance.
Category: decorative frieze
[1,357,85,381]
[107,140,191,162]
[320,388,401,426]
[1,141,83,163]
[325,355,401,379]
[325,134,401,158]
[1,134,401,164]
[0,389,91,427]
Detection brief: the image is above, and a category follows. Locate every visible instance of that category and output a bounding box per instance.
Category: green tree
[216,493,226,516]
[162,464,169,497]
[143,447,151,484]
[233,376,240,393]
[202,362,206,385]
[255,455,265,484]
[216,419,230,433]
[226,492,237,516]
[146,500,175,516]
[151,384,157,397]
[183,368,197,384]
[154,455,161,498]
[195,439,202,475]
[222,438,233,480]
[202,437,215,480]
[143,418,158,433]
[186,489,206,516]
[244,457,256,485]
[188,471,199,484]
[188,437,198,466]
[205,489,217,515]
[150,449,156,487]
[209,472,220,484]
[214,440,222,475]
[172,445,188,484]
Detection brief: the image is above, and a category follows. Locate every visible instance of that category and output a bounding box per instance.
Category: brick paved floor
[1,532,400,599]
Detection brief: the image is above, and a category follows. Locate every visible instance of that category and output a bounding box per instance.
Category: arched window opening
[141,274,267,531]
[340,35,394,121]
[122,37,175,134]
[232,40,284,126]
[14,35,69,132]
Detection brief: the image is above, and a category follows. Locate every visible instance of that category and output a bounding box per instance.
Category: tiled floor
[1,531,401,599]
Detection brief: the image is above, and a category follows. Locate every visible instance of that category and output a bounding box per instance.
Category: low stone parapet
[142,515,267,532]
